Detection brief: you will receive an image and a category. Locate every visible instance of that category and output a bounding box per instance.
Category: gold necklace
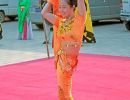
[57,16,75,34]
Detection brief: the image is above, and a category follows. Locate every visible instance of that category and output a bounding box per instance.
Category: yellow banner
[84,0,96,43]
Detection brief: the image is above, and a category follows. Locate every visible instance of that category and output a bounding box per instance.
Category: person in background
[42,0,86,99]
[18,0,33,40]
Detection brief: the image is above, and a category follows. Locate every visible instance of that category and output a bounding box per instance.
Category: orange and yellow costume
[48,0,86,99]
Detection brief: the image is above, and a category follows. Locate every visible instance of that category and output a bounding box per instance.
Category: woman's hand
[21,6,25,11]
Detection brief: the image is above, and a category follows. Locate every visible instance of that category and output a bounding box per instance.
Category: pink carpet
[0,54,130,100]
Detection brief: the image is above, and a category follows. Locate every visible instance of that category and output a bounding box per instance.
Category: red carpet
[0,54,130,100]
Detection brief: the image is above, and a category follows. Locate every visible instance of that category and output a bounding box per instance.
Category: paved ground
[0,19,130,66]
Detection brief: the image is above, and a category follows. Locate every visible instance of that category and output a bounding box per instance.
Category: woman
[18,0,33,40]
[42,0,86,99]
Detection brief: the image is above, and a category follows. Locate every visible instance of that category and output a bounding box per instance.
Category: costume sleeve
[74,14,86,42]
[54,16,61,27]
[76,13,86,25]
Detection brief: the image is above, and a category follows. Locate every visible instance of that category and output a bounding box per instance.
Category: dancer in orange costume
[42,0,86,99]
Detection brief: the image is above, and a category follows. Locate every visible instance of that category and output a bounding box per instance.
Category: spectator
[18,0,33,40]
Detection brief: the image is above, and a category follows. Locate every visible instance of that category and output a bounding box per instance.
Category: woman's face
[59,0,74,18]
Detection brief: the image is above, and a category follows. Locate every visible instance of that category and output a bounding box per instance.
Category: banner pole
[42,16,50,58]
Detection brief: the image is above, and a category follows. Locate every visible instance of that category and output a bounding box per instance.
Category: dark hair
[66,0,77,7]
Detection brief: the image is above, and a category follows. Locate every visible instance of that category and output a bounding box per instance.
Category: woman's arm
[41,3,56,25]
[77,0,86,16]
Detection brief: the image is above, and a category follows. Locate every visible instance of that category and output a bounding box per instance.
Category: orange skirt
[56,62,74,100]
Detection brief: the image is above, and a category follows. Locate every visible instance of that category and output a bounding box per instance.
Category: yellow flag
[84,0,96,43]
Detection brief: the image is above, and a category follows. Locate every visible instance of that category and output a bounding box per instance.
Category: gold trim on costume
[57,18,74,34]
